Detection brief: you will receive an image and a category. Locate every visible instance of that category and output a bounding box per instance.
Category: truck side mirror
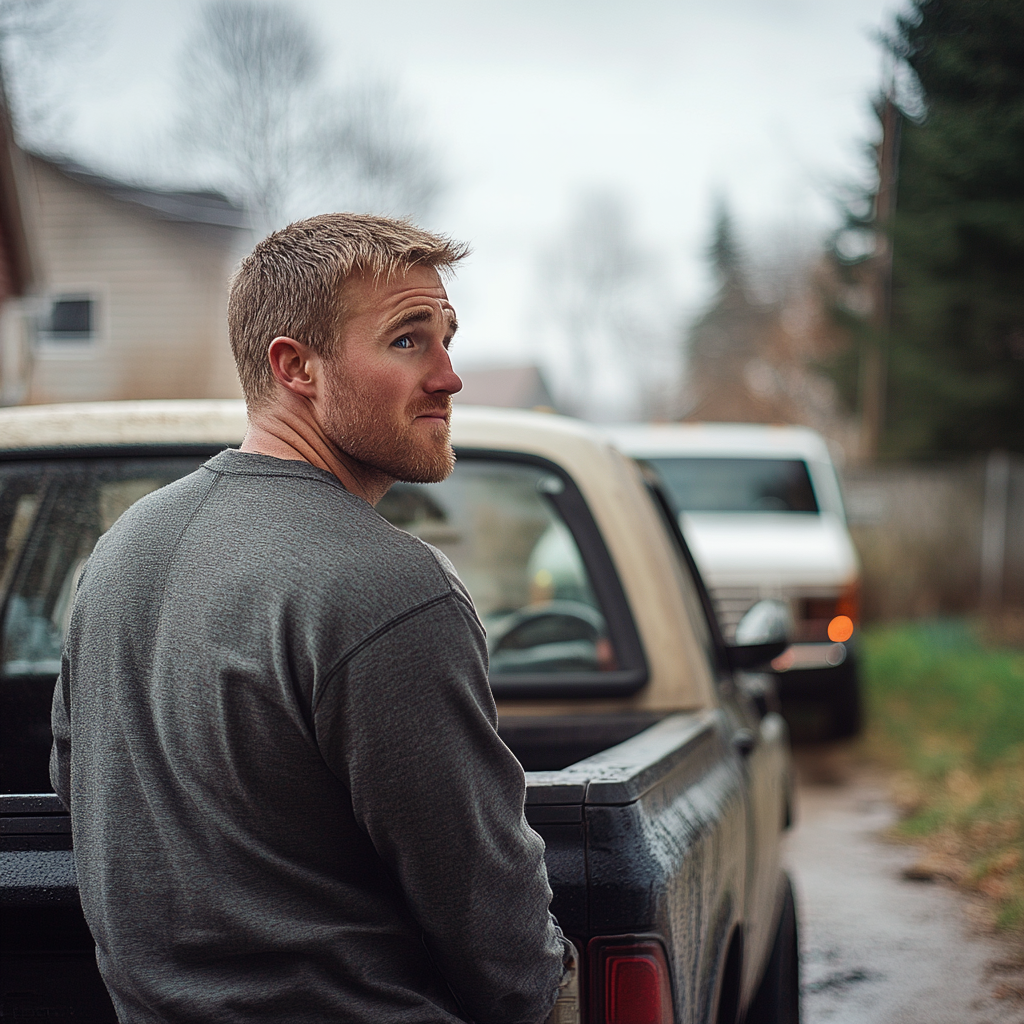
[726,599,791,671]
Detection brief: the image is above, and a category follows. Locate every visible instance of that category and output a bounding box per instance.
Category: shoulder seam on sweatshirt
[153,470,222,627]
[314,590,465,714]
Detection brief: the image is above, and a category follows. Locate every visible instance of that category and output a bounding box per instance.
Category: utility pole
[859,91,901,462]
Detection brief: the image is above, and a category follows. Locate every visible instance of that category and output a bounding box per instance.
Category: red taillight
[607,957,661,1024]
[591,939,673,1024]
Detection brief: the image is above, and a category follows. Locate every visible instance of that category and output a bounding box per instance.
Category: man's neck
[238,422,309,463]
[239,418,393,505]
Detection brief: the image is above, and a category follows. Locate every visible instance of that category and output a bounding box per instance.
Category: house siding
[25,158,243,404]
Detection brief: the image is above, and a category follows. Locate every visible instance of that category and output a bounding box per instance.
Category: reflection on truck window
[376,460,617,675]
[0,460,204,678]
[1,459,206,794]
[645,457,818,514]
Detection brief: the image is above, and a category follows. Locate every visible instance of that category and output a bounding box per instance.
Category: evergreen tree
[708,200,743,284]
[883,0,1024,456]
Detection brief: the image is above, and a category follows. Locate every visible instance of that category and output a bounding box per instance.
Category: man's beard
[321,369,456,485]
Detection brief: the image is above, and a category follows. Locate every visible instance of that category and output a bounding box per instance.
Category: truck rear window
[377,459,620,678]
[644,457,818,513]
[1,457,206,794]
[2,450,643,794]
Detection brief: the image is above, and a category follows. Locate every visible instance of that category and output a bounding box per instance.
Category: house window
[39,295,95,343]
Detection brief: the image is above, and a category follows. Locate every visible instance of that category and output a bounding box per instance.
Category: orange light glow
[827,615,854,643]
[836,580,860,622]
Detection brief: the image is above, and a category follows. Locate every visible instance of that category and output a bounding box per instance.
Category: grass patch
[861,618,1024,933]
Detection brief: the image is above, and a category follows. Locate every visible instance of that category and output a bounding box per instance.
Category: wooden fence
[840,453,1024,621]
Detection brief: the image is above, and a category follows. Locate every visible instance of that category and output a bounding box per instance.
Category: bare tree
[536,191,677,421]
[681,204,858,449]
[177,0,444,233]
[0,0,66,45]
[0,0,85,149]
[177,1,321,233]
[307,83,443,222]
[745,223,823,307]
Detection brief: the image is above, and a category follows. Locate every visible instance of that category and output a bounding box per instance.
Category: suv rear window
[644,457,818,513]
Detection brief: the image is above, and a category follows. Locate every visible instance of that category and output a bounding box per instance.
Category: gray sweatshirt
[50,449,566,1024]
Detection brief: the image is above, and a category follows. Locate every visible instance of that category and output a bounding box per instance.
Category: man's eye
[392,335,413,349]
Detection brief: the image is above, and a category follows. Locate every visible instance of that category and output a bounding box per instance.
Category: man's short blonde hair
[227,213,470,407]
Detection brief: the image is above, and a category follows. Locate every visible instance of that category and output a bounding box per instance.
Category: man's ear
[267,336,319,399]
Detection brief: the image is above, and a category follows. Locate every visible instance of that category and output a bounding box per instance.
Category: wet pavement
[785,750,1024,1024]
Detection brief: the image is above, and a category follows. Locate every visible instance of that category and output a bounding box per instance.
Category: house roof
[34,154,248,230]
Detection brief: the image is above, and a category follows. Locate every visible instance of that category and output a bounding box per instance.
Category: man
[50,213,572,1023]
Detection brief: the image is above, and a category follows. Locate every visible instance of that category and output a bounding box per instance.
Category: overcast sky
[49,0,901,413]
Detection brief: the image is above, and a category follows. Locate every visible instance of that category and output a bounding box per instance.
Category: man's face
[320,264,462,485]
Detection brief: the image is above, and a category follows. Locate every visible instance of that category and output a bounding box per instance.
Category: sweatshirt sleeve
[313,586,566,1024]
[49,653,72,810]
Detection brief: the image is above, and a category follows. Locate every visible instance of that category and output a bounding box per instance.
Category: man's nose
[427,346,463,396]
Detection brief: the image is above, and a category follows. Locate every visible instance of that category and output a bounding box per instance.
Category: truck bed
[2,711,740,1023]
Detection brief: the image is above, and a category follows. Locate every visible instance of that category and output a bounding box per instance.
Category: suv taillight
[589,938,674,1024]
[835,579,859,622]
[794,579,861,643]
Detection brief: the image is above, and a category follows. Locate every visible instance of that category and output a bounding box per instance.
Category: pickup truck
[0,400,798,1024]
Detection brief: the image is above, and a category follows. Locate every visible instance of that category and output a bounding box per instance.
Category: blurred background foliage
[833,0,1024,459]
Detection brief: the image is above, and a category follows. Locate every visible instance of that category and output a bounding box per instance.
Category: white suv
[609,422,862,739]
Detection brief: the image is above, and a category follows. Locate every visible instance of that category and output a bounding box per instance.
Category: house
[7,154,247,406]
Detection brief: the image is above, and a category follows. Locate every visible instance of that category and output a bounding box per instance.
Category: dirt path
[785,748,1024,1024]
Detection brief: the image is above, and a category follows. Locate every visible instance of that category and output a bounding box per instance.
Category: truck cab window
[0,457,204,794]
[377,459,619,677]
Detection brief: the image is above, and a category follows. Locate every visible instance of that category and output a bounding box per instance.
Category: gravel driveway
[785,748,1024,1024]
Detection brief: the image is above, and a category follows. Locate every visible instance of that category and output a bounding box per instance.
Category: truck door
[642,477,791,1012]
